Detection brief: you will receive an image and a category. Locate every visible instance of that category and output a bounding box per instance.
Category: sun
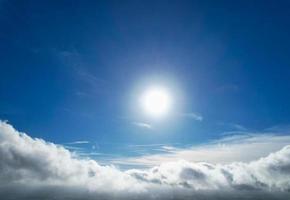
[140,87,171,118]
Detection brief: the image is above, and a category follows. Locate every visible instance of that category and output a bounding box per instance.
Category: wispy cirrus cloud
[181,112,203,121]
[112,133,290,168]
[0,120,290,200]
[218,122,248,131]
[65,140,90,145]
[132,122,152,129]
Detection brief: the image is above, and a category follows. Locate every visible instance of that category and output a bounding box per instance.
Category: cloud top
[0,121,290,199]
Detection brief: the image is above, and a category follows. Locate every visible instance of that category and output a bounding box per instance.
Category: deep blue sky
[1,0,290,157]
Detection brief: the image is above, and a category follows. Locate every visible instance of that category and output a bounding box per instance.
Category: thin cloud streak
[113,133,290,168]
[65,140,90,145]
[181,112,203,121]
[217,122,248,131]
[133,122,152,129]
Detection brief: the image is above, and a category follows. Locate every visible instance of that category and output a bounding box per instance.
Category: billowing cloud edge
[0,120,290,199]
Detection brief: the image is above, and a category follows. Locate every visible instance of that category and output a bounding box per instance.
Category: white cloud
[65,140,90,144]
[181,112,203,121]
[0,120,290,199]
[218,122,248,131]
[133,122,152,129]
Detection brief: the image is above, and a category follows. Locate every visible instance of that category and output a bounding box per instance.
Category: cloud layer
[0,121,290,199]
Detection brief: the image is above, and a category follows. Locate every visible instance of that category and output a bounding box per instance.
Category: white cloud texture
[0,121,290,200]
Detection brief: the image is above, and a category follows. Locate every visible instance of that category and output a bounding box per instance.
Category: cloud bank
[0,121,290,200]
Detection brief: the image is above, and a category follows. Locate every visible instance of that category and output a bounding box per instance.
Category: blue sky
[1,0,290,163]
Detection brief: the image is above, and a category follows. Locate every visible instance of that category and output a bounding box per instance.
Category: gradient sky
[1,0,290,162]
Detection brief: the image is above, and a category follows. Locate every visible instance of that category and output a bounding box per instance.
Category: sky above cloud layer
[1,0,290,156]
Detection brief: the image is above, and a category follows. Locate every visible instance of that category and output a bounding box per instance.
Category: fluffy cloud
[0,121,290,200]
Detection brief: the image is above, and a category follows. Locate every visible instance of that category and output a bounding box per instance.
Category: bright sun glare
[141,87,171,118]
